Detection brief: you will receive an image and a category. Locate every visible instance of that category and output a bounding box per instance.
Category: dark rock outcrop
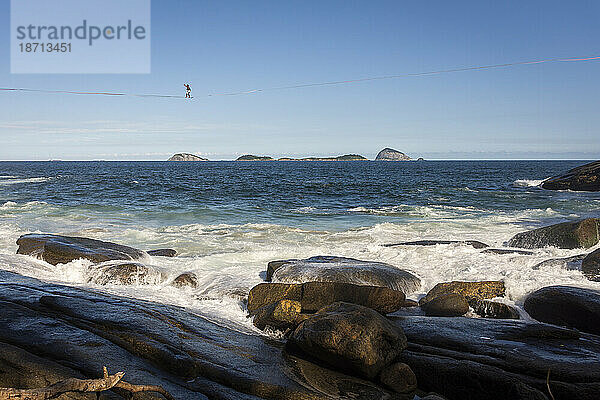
[506,218,600,249]
[248,282,405,314]
[392,315,600,400]
[288,302,407,380]
[16,233,147,265]
[171,272,198,288]
[470,299,520,319]
[532,254,587,270]
[420,293,469,317]
[87,261,164,286]
[582,249,600,281]
[378,362,417,394]
[375,148,412,161]
[266,256,421,294]
[524,285,600,335]
[0,270,393,400]
[419,280,506,305]
[167,153,208,161]
[147,249,177,257]
[541,160,600,191]
[384,240,489,249]
[250,300,302,331]
[482,248,534,255]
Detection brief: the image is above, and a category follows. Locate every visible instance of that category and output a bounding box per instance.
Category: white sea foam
[0,177,52,185]
[1,203,599,334]
[513,178,547,188]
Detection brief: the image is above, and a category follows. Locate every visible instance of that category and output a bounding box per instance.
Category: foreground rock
[147,249,177,257]
[392,315,600,400]
[167,153,208,161]
[17,234,147,265]
[87,261,165,286]
[582,249,600,281]
[171,272,198,288]
[378,362,417,394]
[420,293,469,317]
[266,256,421,294]
[251,300,303,331]
[375,148,412,161]
[470,299,520,319]
[482,248,534,255]
[384,240,489,249]
[532,254,587,270]
[506,218,600,249]
[419,280,505,305]
[524,285,600,335]
[288,302,407,380]
[0,270,393,399]
[248,282,405,314]
[541,160,600,191]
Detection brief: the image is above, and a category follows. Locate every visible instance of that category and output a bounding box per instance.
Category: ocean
[1,160,599,332]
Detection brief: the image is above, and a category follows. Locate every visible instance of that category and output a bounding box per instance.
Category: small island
[278,154,367,161]
[236,155,275,161]
[375,148,412,161]
[167,153,208,161]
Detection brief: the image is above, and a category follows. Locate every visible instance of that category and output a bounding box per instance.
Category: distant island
[279,154,368,161]
[375,148,412,161]
[168,149,418,161]
[236,155,275,161]
[167,153,208,161]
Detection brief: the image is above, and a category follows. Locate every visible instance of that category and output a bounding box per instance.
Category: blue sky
[1,0,599,160]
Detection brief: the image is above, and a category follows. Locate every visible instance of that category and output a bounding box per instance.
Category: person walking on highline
[184,83,192,98]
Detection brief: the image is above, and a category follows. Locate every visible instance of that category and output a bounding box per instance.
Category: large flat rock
[524,285,600,335]
[506,219,600,249]
[0,270,393,399]
[16,233,147,265]
[267,256,421,294]
[541,160,600,191]
[391,316,600,400]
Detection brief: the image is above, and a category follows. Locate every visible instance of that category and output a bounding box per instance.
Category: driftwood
[0,367,175,400]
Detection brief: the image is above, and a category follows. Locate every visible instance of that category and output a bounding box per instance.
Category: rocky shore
[3,218,600,399]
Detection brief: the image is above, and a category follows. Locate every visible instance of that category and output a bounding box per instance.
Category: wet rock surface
[419,280,506,305]
[87,261,164,286]
[248,281,406,314]
[507,218,600,249]
[146,249,177,257]
[541,160,600,191]
[524,285,600,335]
[267,255,421,294]
[384,240,489,249]
[582,248,600,281]
[250,300,302,331]
[420,293,469,317]
[287,302,407,380]
[470,298,520,319]
[482,248,534,255]
[16,233,147,265]
[532,254,587,270]
[171,272,199,288]
[392,315,600,400]
[0,270,395,400]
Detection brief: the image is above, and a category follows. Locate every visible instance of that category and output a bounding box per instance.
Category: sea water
[0,160,598,333]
